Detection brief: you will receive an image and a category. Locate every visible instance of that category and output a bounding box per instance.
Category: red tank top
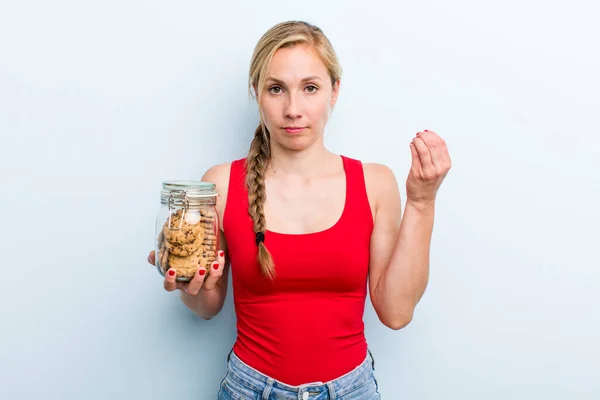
[223,155,374,385]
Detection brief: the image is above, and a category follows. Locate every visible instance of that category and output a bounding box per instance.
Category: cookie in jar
[155,181,219,281]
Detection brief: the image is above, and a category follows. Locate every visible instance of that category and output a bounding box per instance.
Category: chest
[223,157,374,297]
[263,173,346,235]
[231,228,372,296]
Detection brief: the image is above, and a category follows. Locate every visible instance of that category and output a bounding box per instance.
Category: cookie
[155,205,220,279]
[200,250,216,267]
[202,249,216,258]
[159,242,168,273]
[167,245,207,279]
[163,209,202,245]
[165,229,205,256]
[198,255,209,269]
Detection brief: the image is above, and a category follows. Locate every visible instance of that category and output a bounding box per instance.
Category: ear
[330,79,341,108]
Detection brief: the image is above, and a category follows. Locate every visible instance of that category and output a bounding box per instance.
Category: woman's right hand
[147,250,226,296]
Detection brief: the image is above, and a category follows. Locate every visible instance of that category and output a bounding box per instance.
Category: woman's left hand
[406,130,452,206]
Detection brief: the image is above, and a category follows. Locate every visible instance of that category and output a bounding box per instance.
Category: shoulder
[340,154,401,214]
[201,159,245,214]
[201,162,232,189]
[362,162,398,184]
[201,158,247,184]
[341,156,396,182]
[360,161,401,211]
[345,155,399,193]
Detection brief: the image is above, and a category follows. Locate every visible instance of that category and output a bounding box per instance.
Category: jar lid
[161,180,216,197]
[160,181,217,207]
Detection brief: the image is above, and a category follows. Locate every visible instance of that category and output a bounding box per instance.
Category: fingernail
[219,251,224,257]
[213,262,219,270]
[424,129,429,132]
[416,132,421,136]
[199,269,206,276]
[168,269,175,276]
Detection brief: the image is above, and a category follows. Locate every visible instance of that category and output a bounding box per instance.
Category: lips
[284,127,305,134]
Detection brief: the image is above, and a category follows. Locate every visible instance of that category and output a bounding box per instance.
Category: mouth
[283,127,306,134]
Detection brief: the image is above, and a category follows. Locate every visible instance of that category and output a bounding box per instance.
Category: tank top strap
[340,155,373,227]
[223,158,250,229]
[225,156,372,231]
[227,158,248,200]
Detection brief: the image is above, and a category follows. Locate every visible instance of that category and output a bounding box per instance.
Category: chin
[281,135,319,152]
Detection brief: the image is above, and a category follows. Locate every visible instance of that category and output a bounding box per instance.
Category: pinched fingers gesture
[407,130,452,205]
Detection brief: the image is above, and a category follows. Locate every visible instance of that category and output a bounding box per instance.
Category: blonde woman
[149,20,451,399]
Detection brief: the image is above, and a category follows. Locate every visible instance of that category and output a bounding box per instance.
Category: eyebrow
[265,76,324,84]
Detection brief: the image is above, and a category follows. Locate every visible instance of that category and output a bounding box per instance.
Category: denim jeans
[217,349,381,399]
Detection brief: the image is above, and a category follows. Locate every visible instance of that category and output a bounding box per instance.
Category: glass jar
[155,181,219,281]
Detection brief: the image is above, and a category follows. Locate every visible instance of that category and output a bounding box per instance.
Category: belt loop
[227,348,233,363]
[368,348,375,370]
[326,382,337,400]
[262,378,274,399]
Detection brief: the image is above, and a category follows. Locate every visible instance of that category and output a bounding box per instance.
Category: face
[258,44,340,151]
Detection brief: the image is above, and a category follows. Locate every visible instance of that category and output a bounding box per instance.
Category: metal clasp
[167,190,189,230]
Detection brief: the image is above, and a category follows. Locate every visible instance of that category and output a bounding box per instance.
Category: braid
[245,124,276,279]
[244,20,342,278]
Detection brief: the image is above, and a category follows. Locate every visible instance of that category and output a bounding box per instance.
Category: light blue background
[1,0,599,399]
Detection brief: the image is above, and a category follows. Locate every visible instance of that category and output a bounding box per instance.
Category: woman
[148,20,451,399]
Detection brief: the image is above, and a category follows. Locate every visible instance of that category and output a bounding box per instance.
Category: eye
[305,85,318,93]
[268,86,283,94]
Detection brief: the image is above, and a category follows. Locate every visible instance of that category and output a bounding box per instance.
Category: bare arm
[367,167,433,329]
[366,130,451,330]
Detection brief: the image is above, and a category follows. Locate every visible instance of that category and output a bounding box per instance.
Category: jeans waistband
[226,349,375,399]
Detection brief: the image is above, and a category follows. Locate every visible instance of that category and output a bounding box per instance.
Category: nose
[284,92,302,120]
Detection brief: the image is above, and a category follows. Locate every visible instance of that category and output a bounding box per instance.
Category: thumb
[148,250,156,265]
[409,141,420,172]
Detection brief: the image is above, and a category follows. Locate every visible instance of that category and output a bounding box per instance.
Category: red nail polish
[219,251,224,257]
[213,262,219,270]
[168,270,175,276]
[199,269,206,276]
[424,129,429,132]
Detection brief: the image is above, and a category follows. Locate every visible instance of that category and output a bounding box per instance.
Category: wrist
[180,290,215,319]
[405,198,435,214]
[180,287,209,301]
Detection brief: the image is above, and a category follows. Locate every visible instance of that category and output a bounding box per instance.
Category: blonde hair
[245,21,342,279]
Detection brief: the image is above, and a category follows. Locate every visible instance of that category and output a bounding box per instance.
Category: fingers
[163,268,194,293]
[203,250,226,291]
[424,130,451,170]
[163,251,225,295]
[186,266,207,295]
[412,136,435,177]
[163,268,178,292]
[418,131,442,169]
[440,138,452,168]
[413,130,452,175]
[148,251,156,265]
[409,141,421,172]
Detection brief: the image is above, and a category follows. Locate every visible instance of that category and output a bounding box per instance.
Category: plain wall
[1,0,599,398]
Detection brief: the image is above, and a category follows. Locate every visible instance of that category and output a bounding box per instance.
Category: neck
[268,141,334,177]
